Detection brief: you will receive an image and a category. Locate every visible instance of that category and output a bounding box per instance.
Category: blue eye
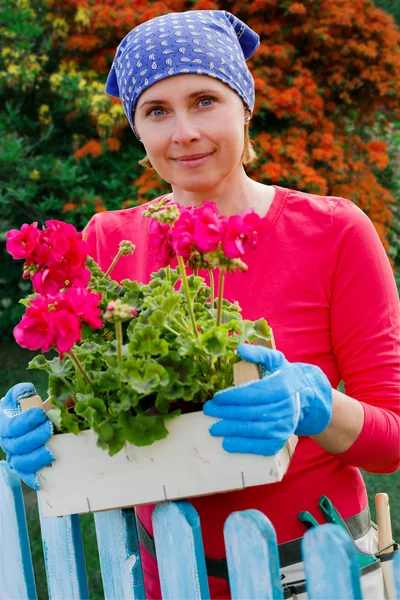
[199,96,215,108]
[147,96,216,118]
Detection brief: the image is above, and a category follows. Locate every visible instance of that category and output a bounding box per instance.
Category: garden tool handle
[233,330,276,386]
[20,394,51,413]
[298,511,320,530]
[375,493,394,554]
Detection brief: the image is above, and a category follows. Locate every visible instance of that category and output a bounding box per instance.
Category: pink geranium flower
[14,288,103,357]
[192,202,227,252]
[14,295,56,353]
[170,208,195,259]
[222,209,262,258]
[6,223,41,260]
[148,218,175,267]
[6,220,91,295]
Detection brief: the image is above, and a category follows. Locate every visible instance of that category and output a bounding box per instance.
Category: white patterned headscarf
[105,10,260,140]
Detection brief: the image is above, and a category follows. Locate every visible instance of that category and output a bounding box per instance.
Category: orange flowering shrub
[5,0,400,249]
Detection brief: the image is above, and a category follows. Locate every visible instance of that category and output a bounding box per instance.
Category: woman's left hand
[203,343,333,456]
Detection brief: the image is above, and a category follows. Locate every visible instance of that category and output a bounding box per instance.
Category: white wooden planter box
[37,414,297,518]
[23,336,297,518]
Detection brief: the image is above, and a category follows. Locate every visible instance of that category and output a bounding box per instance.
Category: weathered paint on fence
[224,509,283,600]
[302,523,363,599]
[1,461,399,600]
[93,507,145,600]
[153,500,210,600]
[395,550,400,598]
[38,501,89,599]
[0,462,36,600]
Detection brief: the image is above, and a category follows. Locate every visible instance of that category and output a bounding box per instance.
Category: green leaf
[128,325,169,356]
[253,319,272,340]
[148,309,166,328]
[48,375,71,406]
[161,292,182,313]
[200,328,229,357]
[118,409,174,446]
[108,388,139,414]
[46,408,62,430]
[74,395,107,427]
[92,371,121,394]
[119,359,169,394]
[95,423,125,456]
[208,308,242,325]
[28,354,73,377]
[181,275,204,299]
[19,292,37,307]
[150,267,180,286]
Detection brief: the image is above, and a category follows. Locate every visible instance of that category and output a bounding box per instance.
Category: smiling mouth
[174,153,214,167]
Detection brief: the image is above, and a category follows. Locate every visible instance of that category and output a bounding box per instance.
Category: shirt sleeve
[328,198,400,473]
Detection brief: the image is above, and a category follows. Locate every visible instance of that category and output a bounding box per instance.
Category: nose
[171,113,201,145]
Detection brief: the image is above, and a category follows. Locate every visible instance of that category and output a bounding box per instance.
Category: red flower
[6,223,41,260]
[148,218,175,267]
[14,295,56,353]
[14,288,103,357]
[6,220,91,295]
[192,202,227,252]
[222,209,263,259]
[170,209,195,259]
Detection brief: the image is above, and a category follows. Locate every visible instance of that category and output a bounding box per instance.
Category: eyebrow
[138,89,220,110]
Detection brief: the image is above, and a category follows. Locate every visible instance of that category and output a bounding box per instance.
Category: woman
[1,9,399,599]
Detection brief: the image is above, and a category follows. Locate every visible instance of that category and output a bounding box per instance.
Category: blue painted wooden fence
[1,460,399,600]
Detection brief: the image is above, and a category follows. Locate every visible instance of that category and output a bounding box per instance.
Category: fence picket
[38,501,89,599]
[0,462,37,600]
[2,458,399,600]
[224,509,283,600]
[153,500,210,600]
[394,549,400,599]
[302,523,363,599]
[93,508,145,600]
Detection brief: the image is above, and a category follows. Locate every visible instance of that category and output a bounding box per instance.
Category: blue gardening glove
[0,383,55,490]
[203,344,332,456]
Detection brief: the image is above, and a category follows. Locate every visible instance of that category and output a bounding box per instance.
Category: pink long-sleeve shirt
[83,185,400,599]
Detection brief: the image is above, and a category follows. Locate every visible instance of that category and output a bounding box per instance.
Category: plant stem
[166,264,171,283]
[69,349,93,387]
[194,266,198,277]
[115,321,123,365]
[216,270,225,327]
[209,268,215,308]
[177,255,199,339]
[105,249,122,278]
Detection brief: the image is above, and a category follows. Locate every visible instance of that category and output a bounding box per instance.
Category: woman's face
[134,74,248,193]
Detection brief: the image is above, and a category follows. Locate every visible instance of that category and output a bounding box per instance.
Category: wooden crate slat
[302,523,363,599]
[224,509,283,600]
[38,501,89,599]
[93,508,145,600]
[153,500,210,600]
[0,462,37,600]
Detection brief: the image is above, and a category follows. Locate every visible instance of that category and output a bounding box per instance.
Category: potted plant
[6,199,296,517]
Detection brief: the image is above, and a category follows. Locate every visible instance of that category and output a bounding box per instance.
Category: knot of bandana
[105,10,260,139]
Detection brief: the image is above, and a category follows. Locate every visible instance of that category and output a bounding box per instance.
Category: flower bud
[23,263,39,278]
[103,299,138,323]
[152,204,180,224]
[119,240,136,256]
[142,198,170,218]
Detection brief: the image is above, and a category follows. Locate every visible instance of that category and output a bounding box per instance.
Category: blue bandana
[105,10,260,140]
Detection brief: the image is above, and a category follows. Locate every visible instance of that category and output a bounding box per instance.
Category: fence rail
[1,461,399,599]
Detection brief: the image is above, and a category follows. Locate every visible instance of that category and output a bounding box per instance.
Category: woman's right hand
[0,382,55,490]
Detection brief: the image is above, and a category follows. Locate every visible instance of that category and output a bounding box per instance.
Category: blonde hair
[138,121,258,169]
